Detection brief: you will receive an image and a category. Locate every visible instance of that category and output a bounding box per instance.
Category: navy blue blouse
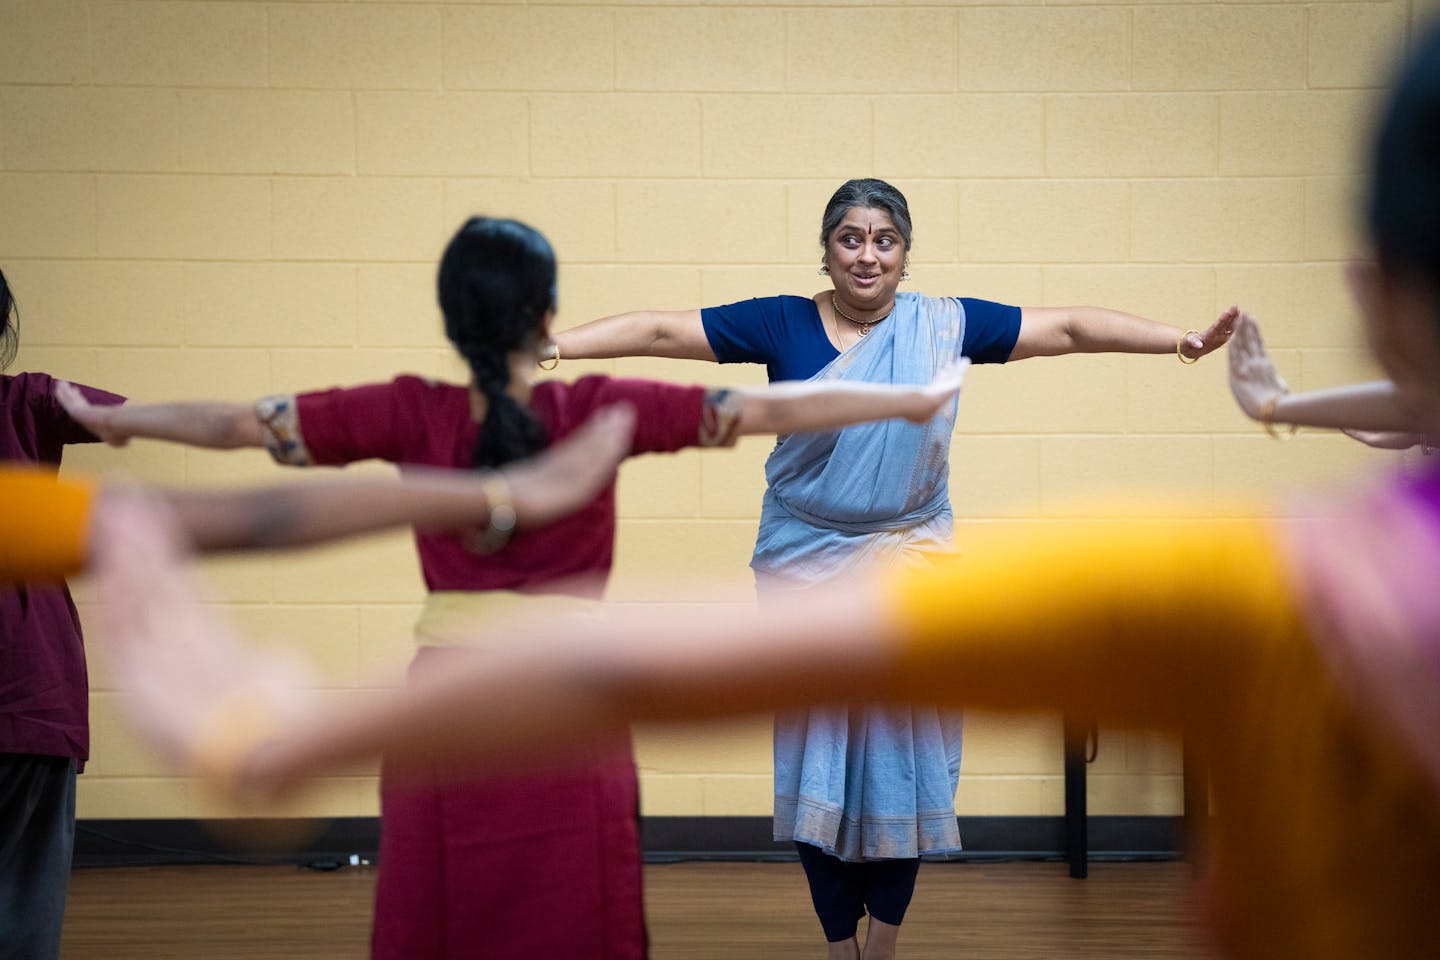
[701,294,1021,382]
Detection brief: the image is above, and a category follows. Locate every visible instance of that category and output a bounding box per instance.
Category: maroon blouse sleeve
[259,375,455,468]
[565,375,740,455]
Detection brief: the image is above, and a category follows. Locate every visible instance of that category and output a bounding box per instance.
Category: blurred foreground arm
[93,492,1291,805]
[167,404,635,551]
[733,359,968,434]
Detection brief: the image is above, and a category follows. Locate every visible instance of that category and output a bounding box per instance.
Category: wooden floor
[60,860,1216,959]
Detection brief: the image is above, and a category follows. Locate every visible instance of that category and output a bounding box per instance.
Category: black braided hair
[438,217,556,469]
[0,267,17,373]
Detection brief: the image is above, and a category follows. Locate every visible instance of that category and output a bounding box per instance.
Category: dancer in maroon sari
[65,216,968,959]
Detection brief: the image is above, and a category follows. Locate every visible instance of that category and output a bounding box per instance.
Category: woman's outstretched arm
[1011,304,1239,362]
[93,491,1291,804]
[1228,312,1427,435]
[0,406,634,583]
[164,404,635,551]
[55,381,264,449]
[549,309,717,363]
[732,359,969,434]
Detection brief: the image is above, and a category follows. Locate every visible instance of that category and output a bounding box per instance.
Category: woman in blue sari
[550,179,1237,960]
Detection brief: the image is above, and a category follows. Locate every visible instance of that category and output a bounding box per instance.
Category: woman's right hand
[1227,312,1289,421]
[501,403,637,529]
[56,380,131,446]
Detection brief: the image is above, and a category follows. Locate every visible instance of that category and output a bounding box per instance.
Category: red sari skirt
[370,655,646,959]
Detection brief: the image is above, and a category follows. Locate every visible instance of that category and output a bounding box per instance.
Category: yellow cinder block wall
[0,0,1430,822]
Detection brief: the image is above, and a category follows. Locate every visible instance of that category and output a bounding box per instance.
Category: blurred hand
[901,358,971,423]
[1228,312,1289,420]
[90,489,312,804]
[501,403,635,530]
[55,380,129,446]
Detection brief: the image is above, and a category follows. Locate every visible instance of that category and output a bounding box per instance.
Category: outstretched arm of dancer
[1228,312,1428,440]
[1009,304,1239,362]
[93,491,1292,803]
[58,361,970,457]
[731,358,968,433]
[166,404,635,550]
[549,309,715,363]
[54,386,264,449]
[550,305,1239,366]
[0,404,634,582]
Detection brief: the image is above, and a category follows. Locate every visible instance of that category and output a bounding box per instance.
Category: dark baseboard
[74,815,1182,869]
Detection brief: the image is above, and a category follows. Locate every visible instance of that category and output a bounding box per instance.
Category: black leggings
[794,842,922,943]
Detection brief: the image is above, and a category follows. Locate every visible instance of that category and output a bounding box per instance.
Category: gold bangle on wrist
[469,471,517,554]
[537,342,560,371]
[1258,395,1298,440]
[1176,330,1201,364]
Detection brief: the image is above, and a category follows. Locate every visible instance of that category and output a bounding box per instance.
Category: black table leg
[1063,716,1089,879]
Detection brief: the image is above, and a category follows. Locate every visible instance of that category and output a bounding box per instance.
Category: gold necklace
[831,293,891,337]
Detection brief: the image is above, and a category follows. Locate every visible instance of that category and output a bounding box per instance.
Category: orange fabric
[0,465,94,583]
[880,516,1440,960]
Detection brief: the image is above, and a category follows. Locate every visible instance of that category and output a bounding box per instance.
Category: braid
[438,217,557,470]
[461,338,549,469]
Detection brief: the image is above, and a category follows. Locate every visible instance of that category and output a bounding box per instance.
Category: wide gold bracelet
[537,341,560,371]
[1258,395,1298,440]
[469,471,517,554]
[1176,330,1201,364]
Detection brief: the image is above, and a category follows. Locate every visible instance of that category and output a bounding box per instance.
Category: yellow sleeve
[0,466,96,584]
[877,516,1310,729]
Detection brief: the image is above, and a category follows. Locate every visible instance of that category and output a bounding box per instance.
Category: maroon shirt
[287,374,717,596]
[1,372,125,764]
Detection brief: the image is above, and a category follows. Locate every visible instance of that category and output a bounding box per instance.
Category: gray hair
[819,179,914,252]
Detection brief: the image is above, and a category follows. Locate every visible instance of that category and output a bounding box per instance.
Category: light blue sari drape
[761,292,968,861]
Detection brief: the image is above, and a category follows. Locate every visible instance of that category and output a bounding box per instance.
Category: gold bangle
[1258,395,1298,440]
[1176,330,1201,364]
[537,342,560,371]
[468,471,517,554]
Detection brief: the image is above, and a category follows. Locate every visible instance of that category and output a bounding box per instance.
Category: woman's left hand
[1179,305,1241,361]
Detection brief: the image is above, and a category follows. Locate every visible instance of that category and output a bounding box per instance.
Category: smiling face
[824,206,907,320]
